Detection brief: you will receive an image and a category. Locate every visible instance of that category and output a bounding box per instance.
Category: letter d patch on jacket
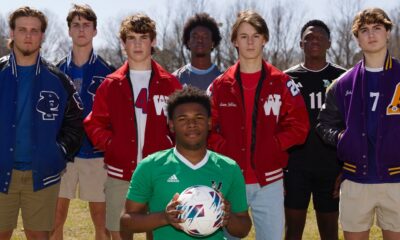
[387,83,400,115]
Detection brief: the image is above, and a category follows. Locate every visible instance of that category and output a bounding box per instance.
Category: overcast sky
[2,0,398,19]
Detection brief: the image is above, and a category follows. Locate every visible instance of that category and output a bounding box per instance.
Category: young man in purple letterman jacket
[208,10,309,240]
[84,13,181,240]
[316,8,400,240]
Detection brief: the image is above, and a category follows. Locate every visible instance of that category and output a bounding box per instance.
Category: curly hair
[167,86,211,120]
[119,13,156,43]
[182,12,221,50]
[352,8,393,37]
[300,19,330,40]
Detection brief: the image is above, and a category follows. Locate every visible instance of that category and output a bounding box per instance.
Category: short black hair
[182,12,221,50]
[167,86,211,120]
[300,19,330,40]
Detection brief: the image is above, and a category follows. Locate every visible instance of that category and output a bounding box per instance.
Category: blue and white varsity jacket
[0,52,84,192]
[57,51,114,158]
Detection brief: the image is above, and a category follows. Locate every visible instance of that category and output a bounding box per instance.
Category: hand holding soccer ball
[173,185,224,237]
[164,193,185,230]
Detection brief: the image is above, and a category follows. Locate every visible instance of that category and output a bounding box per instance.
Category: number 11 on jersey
[309,92,322,109]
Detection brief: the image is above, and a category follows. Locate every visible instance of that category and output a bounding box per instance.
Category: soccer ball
[177,185,224,237]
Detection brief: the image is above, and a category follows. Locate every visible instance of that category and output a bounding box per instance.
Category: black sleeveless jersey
[285,63,346,171]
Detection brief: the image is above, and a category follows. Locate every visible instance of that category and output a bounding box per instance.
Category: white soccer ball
[177,185,224,237]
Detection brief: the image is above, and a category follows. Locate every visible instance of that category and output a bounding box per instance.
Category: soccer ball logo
[177,185,223,237]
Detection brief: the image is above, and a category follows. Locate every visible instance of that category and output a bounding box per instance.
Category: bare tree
[328,1,363,68]
[154,1,187,72]
[39,10,70,64]
[151,3,181,72]
[97,15,126,68]
[264,1,304,70]
[389,5,400,59]
[0,13,10,57]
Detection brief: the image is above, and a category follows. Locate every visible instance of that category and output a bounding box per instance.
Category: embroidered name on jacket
[36,91,60,120]
[219,102,237,107]
[153,95,168,116]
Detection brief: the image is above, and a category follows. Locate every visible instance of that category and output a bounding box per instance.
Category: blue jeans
[224,180,284,240]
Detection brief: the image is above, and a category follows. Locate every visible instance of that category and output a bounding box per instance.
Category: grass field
[11,199,382,239]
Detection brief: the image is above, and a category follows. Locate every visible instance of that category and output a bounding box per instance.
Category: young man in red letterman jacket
[84,13,181,240]
[208,10,309,240]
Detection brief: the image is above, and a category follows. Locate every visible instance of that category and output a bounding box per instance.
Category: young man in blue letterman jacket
[0,6,83,240]
[51,4,115,240]
[317,8,400,240]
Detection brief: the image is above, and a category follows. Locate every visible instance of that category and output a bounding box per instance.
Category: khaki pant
[104,177,130,231]
[340,180,400,232]
[59,157,107,202]
[0,170,60,231]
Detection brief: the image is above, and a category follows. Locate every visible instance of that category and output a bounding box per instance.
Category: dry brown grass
[11,199,382,239]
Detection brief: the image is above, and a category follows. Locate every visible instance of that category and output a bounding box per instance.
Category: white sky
[2,0,397,19]
[1,0,398,48]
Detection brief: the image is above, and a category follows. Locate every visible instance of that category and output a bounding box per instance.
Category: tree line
[1,0,399,71]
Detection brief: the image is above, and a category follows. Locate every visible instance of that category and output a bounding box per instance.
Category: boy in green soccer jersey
[120,86,251,240]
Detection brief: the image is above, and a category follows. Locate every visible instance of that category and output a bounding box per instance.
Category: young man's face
[234,22,266,61]
[169,102,211,151]
[300,26,330,59]
[10,16,44,57]
[188,26,213,57]
[122,32,155,64]
[68,16,97,48]
[356,23,390,55]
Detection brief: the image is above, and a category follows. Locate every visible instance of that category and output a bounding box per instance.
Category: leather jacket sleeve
[316,80,345,147]
[57,74,85,161]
